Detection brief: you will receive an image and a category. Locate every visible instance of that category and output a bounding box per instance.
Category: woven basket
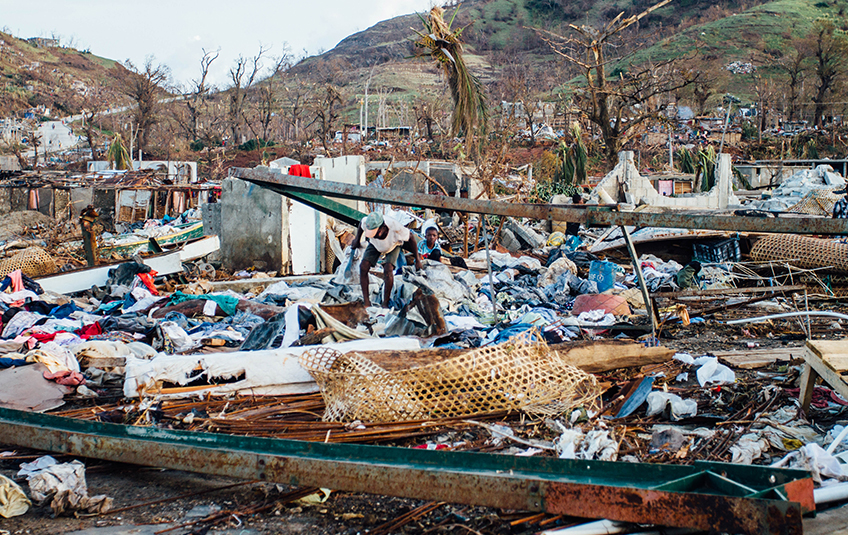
[751,235,848,274]
[300,332,601,423]
[0,246,57,278]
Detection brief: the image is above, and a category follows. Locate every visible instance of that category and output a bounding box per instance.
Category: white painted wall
[314,155,367,214]
[592,151,740,210]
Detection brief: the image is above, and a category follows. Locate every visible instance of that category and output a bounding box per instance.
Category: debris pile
[1,163,848,534]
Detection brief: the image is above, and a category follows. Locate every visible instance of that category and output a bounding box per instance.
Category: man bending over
[351,212,421,308]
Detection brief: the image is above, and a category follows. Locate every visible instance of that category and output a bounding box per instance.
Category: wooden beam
[799,340,848,413]
[652,285,806,298]
[354,341,674,375]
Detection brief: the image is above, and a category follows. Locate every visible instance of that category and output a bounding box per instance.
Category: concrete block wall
[315,155,367,213]
[219,178,288,273]
[593,151,739,209]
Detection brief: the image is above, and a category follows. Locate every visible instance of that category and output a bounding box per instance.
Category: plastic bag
[693,356,735,386]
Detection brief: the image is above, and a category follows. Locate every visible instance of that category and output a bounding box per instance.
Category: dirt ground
[0,460,511,535]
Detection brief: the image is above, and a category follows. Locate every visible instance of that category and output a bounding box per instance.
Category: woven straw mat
[751,234,848,274]
[300,333,602,423]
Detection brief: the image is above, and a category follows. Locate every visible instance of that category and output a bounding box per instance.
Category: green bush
[238,139,275,151]
[740,121,758,141]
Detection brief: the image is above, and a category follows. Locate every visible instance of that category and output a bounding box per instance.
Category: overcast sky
[1,0,435,87]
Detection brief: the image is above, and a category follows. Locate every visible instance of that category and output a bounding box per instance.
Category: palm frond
[413,7,488,139]
[106,134,132,170]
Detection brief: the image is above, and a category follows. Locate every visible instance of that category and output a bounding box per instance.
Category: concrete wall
[592,151,739,210]
[202,202,222,238]
[220,178,288,273]
[0,155,21,171]
[736,165,809,189]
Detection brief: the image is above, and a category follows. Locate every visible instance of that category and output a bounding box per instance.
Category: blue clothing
[418,240,441,261]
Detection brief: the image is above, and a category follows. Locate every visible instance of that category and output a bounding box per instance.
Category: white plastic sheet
[693,356,735,386]
[646,392,698,421]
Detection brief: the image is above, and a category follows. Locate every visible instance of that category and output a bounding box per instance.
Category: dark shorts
[363,243,401,267]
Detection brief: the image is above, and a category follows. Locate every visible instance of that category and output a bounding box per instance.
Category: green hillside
[289,0,846,119]
[0,32,128,116]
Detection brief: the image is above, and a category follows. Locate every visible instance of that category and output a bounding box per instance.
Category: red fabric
[30,332,59,343]
[75,322,103,339]
[43,369,85,386]
[788,386,848,408]
[289,165,312,178]
[137,271,159,296]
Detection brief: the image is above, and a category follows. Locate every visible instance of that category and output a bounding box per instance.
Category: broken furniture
[799,340,848,413]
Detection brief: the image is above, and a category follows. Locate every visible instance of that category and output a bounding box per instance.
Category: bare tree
[500,62,545,145]
[175,48,219,143]
[78,83,107,159]
[281,75,314,141]
[244,50,292,142]
[804,18,848,128]
[121,56,170,154]
[537,0,695,164]
[750,63,776,142]
[227,45,269,143]
[312,84,343,153]
[769,45,809,122]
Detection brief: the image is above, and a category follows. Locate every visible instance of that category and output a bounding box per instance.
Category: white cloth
[2,311,44,338]
[0,290,39,304]
[361,215,410,253]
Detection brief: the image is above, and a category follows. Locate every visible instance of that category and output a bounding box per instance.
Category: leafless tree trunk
[177,48,219,142]
[228,45,269,143]
[313,84,342,154]
[537,0,695,165]
[121,56,170,154]
[806,19,848,128]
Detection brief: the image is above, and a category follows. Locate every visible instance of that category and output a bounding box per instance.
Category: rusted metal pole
[231,167,848,235]
[0,407,812,535]
[621,225,657,334]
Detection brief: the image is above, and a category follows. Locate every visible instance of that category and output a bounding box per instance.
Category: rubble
[1,162,848,534]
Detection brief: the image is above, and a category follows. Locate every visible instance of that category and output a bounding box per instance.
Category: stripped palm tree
[413,7,487,144]
[106,134,132,170]
[557,123,588,186]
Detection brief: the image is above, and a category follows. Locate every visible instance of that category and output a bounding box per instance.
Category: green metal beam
[0,407,812,534]
[231,166,848,235]
[271,186,366,226]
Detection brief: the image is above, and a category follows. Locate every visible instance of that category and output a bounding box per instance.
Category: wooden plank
[652,285,806,298]
[354,341,674,375]
[806,340,848,372]
[81,357,126,368]
[622,225,657,331]
[713,347,803,369]
[799,364,818,414]
[804,343,848,404]
[558,342,674,374]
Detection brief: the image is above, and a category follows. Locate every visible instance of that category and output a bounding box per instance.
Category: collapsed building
[1,149,848,534]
